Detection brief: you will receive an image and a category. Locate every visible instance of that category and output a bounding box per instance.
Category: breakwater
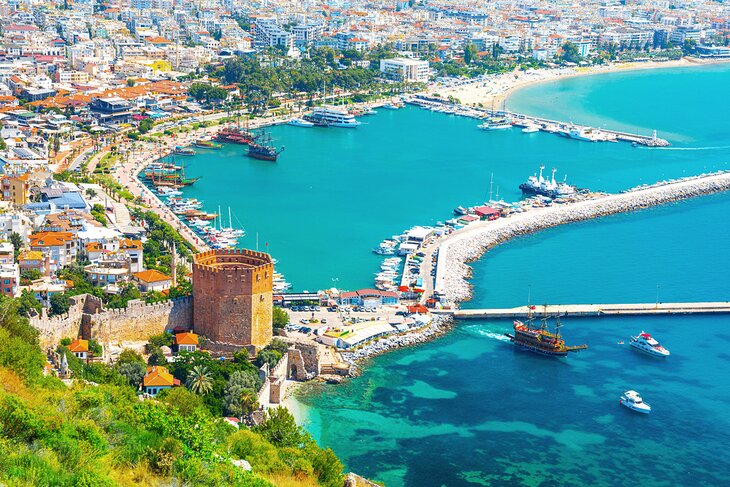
[341,314,453,370]
[435,171,730,304]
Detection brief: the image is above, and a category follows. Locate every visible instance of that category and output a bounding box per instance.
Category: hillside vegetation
[0,296,344,486]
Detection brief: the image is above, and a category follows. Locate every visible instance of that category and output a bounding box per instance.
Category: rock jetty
[341,314,452,370]
[436,171,730,303]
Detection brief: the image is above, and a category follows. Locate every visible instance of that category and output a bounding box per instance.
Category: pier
[422,171,730,305]
[436,302,730,319]
[407,97,669,147]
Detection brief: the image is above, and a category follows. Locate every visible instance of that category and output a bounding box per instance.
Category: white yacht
[478,118,513,130]
[522,124,540,133]
[630,332,670,357]
[288,118,314,127]
[304,106,361,127]
[620,390,651,414]
[565,124,609,142]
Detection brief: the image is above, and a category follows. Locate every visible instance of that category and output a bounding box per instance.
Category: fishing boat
[247,130,284,161]
[216,126,253,144]
[173,146,195,156]
[195,139,223,149]
[519,166,576,198]
[505,316,587,357]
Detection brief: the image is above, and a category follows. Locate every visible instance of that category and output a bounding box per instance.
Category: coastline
[431,57,730,108]
[435,171,730,304]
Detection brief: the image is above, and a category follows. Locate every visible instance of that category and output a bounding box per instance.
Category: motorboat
[630,331,670,357]
[288,118,314,127]
[522,124,540,133]
[620,390,651,414]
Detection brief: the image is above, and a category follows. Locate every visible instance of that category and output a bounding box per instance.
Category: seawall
[435,171,730,304]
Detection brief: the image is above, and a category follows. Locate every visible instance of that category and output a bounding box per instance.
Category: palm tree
[186,365,213,395]
[239,389,259,421]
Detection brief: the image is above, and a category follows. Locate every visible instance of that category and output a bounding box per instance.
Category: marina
[407,96,670,147]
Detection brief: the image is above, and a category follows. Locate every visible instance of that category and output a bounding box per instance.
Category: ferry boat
[630,331,670,357]
[247,131,284,161]
[195,139,223,149]
[505,317,587,357]
[304,106,361,128]
[173,146,195,156]
[519,166,577,198]
[478,117,513,130]
[288,118,314,127]
[620,390,651,414]
[216,127,253,144]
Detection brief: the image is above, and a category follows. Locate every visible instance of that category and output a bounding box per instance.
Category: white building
[379,58,430,83]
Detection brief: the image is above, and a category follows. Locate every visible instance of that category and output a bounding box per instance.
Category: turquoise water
[172,62,730,291]
[286,64,730,486]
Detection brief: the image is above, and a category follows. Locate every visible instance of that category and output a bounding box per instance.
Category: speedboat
[288,118,314,127]
[630,331,670,357]
[620,390,651,414]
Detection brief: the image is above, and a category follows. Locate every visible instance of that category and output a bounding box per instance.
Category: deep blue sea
[285,64,730,486]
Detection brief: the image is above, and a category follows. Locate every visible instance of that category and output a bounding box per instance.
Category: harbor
[407,96,670,147]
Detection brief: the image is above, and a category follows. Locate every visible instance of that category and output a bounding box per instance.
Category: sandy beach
[430,57,730,108]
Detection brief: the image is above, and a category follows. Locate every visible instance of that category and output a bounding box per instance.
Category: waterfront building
[380,58,430,83]
[192,249,274,352]
[338,289,400,307]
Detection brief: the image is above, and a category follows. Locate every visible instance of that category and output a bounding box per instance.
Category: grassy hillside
[0,296,344,486]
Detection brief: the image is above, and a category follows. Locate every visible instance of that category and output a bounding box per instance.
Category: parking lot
[283,305,406,335]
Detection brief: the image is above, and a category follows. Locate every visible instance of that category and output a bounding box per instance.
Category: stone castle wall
[30,294,193,348]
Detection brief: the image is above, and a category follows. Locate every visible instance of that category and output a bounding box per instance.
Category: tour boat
[630,331,670,357]
[173,146,196,155]
[478,118,513,130]
[505,317,587,357]
[288,118,315,127]
[304,106,361,128]
[620,390,651,414]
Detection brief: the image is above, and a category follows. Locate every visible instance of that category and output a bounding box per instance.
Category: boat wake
[463,325,511,342]
[644,145,730,151]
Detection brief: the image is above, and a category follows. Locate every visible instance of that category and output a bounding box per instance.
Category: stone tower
[192,248,274,351]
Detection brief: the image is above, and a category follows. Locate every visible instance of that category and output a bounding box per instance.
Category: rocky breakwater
[341,314,453,371]
[437,171,730,303]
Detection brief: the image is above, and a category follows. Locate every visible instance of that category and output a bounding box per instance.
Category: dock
[435,302,730,319]
[407,96,669,147]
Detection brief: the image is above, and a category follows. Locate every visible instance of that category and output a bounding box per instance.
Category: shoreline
[435,171,730,304]
[431,57,730,108]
